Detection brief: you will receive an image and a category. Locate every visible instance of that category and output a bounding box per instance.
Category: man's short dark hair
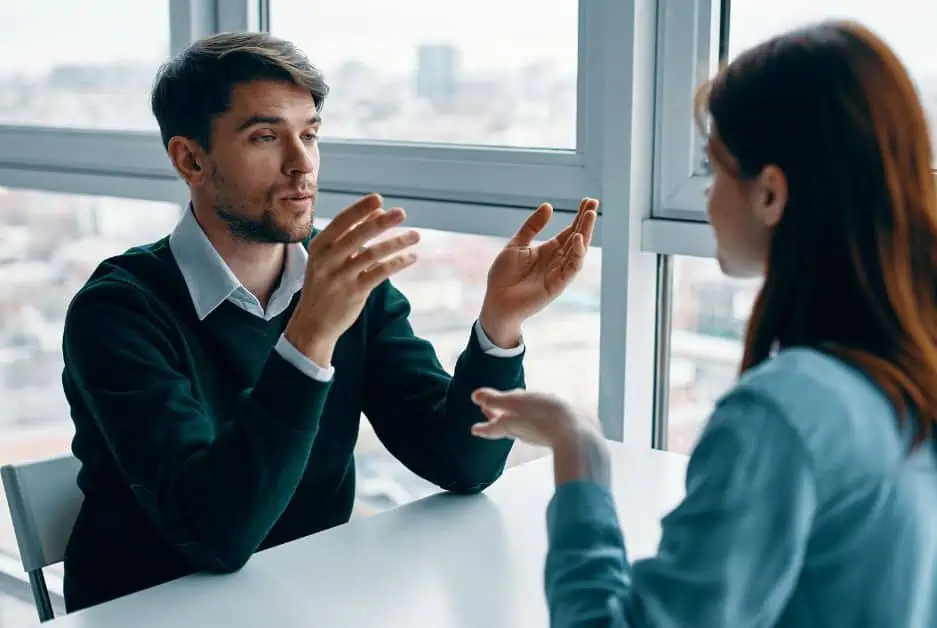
[151,32,329,152]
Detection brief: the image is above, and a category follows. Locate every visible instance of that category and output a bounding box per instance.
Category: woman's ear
[754,165,787,228]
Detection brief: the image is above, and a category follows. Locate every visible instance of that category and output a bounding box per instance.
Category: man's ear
[167,137,207,185]
[753,164,787,228]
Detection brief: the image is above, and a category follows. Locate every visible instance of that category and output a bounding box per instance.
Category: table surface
[41,443,688,628]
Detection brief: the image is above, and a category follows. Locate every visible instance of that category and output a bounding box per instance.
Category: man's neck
[191,203,285,307]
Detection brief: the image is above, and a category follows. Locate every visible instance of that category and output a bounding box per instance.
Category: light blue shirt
[545,347,937,627]
[168,206,524,382]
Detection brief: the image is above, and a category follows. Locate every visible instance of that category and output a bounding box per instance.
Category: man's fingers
[510,203,553,247]
[332,207,408,260]
[542,197,598,249]
[357,251,419,289]
[576,198,599,249]
[579,197,599,217]
[546,234,585,291]
[347,230,421,274]
[573,211,598,249]
[563,198,596,238]
[567,198,598,242]
[312,193,384,247]
[566,198,590,237]
[552,216,579,247]
[565,234,587,274]
[557,224,578,258]
[545,200,595,267]
[550,218,583,266]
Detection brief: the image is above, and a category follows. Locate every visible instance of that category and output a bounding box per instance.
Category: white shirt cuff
[474,319,525,358]
[274,334,335,382]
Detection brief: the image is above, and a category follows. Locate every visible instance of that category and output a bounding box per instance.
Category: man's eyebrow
[236,114,321,132]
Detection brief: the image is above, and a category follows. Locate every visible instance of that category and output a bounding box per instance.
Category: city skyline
[3,2,935,81]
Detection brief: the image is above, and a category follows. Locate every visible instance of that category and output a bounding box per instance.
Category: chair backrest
[1,455,83,571]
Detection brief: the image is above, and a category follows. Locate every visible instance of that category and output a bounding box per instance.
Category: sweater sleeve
[63,280,332,573]
[361,280,526,494]
[543,389,818,627]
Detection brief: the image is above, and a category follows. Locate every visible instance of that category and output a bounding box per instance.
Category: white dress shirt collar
[168,205,308,321]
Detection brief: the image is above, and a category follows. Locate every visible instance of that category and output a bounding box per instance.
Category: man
[61,31,597,611]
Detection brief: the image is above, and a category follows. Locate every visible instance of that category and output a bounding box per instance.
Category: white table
[41,443,687,628]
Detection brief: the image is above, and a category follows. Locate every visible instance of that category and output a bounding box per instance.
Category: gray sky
[731,0,937,81]
[0,1,933,81]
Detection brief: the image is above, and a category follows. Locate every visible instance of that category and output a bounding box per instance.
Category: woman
[471,20,937,627]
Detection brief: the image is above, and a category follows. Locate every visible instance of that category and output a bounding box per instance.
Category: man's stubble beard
[211,164,316,244]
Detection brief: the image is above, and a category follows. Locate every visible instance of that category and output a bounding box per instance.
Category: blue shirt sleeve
[544,388,819,627]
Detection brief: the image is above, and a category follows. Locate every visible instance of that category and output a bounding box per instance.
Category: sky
[730,0,937,81]
[0,1,578,75]
[0,1,934,81]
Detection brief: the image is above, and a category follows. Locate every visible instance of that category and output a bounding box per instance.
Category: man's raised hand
[284,193,420,366]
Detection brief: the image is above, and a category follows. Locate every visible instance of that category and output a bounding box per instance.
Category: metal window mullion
[718,0,732,62]
[257,0,270,31]
[651,254,674,450]
[591,0,660,445]
[169,0,218,54]
[653,0,717,218]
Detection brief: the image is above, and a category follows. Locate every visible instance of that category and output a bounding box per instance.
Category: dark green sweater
[61,237,524,611]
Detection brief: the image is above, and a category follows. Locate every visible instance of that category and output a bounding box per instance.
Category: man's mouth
[282,193,314,201]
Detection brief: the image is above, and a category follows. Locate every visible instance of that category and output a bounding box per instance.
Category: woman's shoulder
[710,347,906,482]
[731,347,889,412]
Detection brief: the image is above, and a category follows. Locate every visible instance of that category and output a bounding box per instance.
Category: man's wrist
[478,305,523,349]
[284,315,337,368]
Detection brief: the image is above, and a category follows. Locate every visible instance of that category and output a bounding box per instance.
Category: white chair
[1,454,83,622]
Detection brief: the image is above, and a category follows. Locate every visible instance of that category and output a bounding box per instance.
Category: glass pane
[727,2,937,150]
[353,228,601,516]
[0,191,601,527]
[269,1,578,149]
[666,256,760,454]
[0,189,181,619]
[0,2,169,130]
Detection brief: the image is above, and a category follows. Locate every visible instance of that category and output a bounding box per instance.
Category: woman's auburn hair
[696,20,937,446]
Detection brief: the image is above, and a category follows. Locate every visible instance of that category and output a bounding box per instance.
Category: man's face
[200,79,321,243]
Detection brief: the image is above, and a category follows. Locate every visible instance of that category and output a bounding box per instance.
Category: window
[665,255,760,454]
[655,0,937,218]
[268,1,578,148]
[0,190,602,528]
[346,226,602,515]
[656,3,937,449]
[0,188,180,619]
[728,2,937,67]
[728,1,937,150]
[0,2,169,130]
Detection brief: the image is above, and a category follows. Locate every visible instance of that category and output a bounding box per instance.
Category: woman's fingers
[472,387,549,414]
[472,402,513,438]
[472,387,589,447]
[470,418,510,439]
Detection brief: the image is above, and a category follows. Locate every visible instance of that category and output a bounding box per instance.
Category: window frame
[259,1,604,213]
[0,0,682,448]
[0,1,607,214]
[652,0,720,221]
